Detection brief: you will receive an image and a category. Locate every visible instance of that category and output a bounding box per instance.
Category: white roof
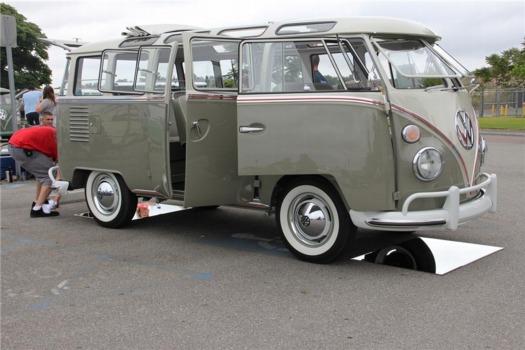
[212,17,439,41]
[69,17,440,55]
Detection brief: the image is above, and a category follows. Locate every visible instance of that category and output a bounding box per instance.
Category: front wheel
[276,178,356,263]
[85,171,137,228]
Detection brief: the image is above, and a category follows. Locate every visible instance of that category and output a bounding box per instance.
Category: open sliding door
[181,32,244,207]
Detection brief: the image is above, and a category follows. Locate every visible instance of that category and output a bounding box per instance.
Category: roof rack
[121,24,202,37]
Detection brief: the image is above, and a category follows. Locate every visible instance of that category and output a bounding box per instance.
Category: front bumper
[350,173,497,231]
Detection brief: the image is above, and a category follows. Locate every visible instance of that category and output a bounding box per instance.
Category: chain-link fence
[471,88,525,118]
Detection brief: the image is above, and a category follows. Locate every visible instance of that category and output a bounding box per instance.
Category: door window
[190,39,239,90]
[240,39,378,93]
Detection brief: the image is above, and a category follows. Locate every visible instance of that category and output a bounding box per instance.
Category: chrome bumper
[350,173,497,231]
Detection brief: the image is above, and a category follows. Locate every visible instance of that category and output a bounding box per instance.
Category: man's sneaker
[48,200,58,210]
[30,207,59,218]
[31,200,49,211]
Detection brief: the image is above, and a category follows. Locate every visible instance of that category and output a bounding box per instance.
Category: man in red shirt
[8,126,59,217]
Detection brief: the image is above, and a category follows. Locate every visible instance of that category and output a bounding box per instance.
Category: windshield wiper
[424,85,461,92]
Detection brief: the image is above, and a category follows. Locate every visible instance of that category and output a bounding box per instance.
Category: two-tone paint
[52,18,497,263]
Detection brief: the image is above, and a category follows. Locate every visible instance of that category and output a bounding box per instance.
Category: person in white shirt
[21,85,42,125]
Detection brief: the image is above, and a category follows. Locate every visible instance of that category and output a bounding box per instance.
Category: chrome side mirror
[469,78,480,95]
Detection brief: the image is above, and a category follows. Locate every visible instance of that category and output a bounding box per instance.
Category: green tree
[510,39,525,84]
[473,38,525,88]
[0,3,51,90]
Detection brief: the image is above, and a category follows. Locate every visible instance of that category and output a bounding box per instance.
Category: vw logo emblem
[455,109,474,150]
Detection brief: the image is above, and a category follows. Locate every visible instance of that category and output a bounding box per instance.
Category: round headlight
[413,147,443,181]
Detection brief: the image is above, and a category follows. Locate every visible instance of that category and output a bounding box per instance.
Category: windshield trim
[371,37,461,79]
[433,44,473,78]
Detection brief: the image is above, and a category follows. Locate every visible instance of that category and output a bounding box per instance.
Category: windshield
[433,44,472,77]
[372,37,460,89]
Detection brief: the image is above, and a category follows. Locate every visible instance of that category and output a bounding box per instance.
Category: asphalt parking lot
[1,132,524,349]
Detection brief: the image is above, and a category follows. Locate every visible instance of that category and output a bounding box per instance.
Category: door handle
[192,121,202,138]
[239,126,265,133]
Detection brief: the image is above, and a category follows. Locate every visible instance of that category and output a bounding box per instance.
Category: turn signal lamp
[402,125,421,143]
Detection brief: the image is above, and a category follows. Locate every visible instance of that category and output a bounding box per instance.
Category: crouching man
[8,126,59,217]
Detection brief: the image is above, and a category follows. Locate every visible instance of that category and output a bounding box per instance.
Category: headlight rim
[412,147,443,181]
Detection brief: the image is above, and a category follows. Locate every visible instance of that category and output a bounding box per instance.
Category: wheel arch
[72,168,129,190]
[71,169,90,189]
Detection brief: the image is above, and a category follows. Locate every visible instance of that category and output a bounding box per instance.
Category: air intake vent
[69,106,90,142]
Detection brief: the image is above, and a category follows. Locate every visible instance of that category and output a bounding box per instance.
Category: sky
[5,0,525,86]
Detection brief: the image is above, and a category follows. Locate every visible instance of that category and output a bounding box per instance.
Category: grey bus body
[53,18,496,263]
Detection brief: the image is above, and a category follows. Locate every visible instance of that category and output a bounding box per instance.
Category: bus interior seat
[168,105,180,143]
[171,91,187,147]
[169,92,187,185]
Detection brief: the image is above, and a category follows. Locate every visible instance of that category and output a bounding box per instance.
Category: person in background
[40,112,54,127]
[8,126,59,217]
[39,112,61,209]
[311,54,328,84]
[21,85,42,125]
[36,85,57,126]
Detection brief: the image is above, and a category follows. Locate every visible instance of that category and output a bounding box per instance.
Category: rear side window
[135,47,172,93]
[74,56,103,96]
[100,50,140,94]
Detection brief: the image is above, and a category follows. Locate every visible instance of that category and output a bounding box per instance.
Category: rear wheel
[276,178,356,263]
[85,171,137,228]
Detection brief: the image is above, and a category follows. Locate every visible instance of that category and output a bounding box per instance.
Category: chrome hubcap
[289,194,333,247]
[92,174,120,215]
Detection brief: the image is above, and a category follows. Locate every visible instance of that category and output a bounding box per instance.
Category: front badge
[455,108,474,150]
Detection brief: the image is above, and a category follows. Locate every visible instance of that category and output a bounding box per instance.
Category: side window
[241,40,377,94]
[56,58,70,96]
[241,41,317,93]
[135,47,171,93]
[172,60,182,90]
[190,39,239,90]
[268,41,312,92]
[370,51,390,88]
[312,52,338,88]
[100,50,139,94]
[74,56,103,96]
[329,39,380,91]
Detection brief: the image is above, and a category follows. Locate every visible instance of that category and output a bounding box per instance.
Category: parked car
[0,88,33,139]
[0,87,16,139]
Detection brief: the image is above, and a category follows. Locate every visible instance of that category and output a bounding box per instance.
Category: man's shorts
[8,145,54,186]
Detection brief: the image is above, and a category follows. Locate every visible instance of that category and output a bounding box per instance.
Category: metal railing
[472,88,525,118]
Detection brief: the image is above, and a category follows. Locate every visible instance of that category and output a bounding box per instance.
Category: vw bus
[52,17,497,263]
[0,87,18,139]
